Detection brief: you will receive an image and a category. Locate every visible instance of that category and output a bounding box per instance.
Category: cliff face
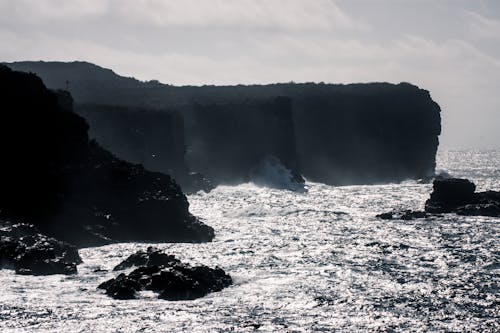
[5,61,442,185]
[292,83,441,184]
[185,97,303,186]
[75,104,187,181]
[0,65,213,247]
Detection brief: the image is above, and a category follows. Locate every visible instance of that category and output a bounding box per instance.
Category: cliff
[185,97,303,186]
[292,83,441,184]
[5,61,441,185]
[75,104,192,185]
[0,65,213,247]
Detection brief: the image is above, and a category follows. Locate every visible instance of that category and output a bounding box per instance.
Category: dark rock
[425,178,476,213]
[376,210,428,220]
[99,248,232,301]
[425,178,500,217]
[113,246,180,271]
[0,65,214,247]
[0,220,81,275]
[97,273,142,300]
[75,104,213,193]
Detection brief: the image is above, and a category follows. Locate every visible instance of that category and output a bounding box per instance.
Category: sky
[0,0,499,149]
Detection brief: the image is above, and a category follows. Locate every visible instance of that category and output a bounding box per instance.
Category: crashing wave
[249,155,306,192]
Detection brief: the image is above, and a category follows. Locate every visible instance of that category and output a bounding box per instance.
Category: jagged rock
[98,273,142,300]
[425,178,500,217]
[0,65,214,247]
[0,220,81,275]
[99,248,232,301]
[113,246,180,271]
[425,178,476,213]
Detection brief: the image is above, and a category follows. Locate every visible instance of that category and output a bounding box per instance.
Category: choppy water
[1,150,499,332]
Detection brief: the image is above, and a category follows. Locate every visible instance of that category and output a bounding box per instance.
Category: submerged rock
[0,220,81,275]
[99,248,232,301]
[376,210,428,220]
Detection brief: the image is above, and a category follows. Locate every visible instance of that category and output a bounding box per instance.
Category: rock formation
[425,178,500,217]
[98,247,232,300]
[5,61,442,186]
[0,65,214,247]
[377,178,500,219]
[0,220,81,275]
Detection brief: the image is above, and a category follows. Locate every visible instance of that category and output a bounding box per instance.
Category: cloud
[0,0,499,148]
[465,10,500,39]
[0,0,108,21]
[0,0,364,31]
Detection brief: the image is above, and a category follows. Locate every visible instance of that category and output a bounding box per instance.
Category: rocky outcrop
[5,61,442,185]
[112,246,180,271]
[0,220,81,275]
[0,65,214,247]
[98,248,232,300]
[377,178,500,219]
[425,178,500,217]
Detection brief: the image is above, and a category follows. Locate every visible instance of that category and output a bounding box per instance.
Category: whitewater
[0,150,498,332]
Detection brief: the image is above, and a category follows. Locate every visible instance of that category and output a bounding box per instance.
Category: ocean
[1,149,498,332]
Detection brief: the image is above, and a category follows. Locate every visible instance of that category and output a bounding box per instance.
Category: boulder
[0,220,81,275]
[99,248,232,301]
[113,246,180,271]
[425,178,499,217]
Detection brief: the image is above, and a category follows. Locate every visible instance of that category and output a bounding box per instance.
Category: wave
[249,155,306,192]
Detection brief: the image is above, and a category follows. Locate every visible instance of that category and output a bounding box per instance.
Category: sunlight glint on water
[0,150,498,332]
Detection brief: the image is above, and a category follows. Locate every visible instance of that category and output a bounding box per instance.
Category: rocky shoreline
[0,65,229,301]
[378,177,500,220]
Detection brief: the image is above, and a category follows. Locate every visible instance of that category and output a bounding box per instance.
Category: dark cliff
[5,61,441,185]
[0,65,213,247]
[75,104,188,183]
[292,83,441,184]
[185,97,303,186]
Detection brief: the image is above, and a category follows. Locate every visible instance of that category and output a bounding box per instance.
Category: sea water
[0,150,498,332]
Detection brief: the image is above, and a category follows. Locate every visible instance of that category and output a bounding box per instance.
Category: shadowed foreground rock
[0,65,214,247]
[99,248,232,300]
[377,178,500,220]
[0,220,81,275]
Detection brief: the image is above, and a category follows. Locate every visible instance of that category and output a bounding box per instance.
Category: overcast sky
[1,0,499,149]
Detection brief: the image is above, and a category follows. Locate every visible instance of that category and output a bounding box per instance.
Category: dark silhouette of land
[5,61,442,187]
[0,65,213,249]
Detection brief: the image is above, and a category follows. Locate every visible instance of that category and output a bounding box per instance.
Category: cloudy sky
[1,0,499,149]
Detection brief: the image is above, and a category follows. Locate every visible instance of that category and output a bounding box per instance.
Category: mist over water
[0,149,498,332]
